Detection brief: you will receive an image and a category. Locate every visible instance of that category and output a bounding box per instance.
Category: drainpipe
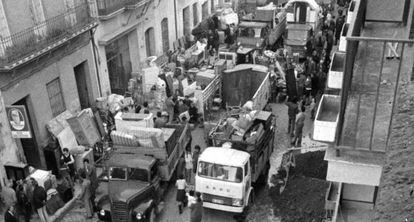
[174,0,178,40]
[90,29,103,97]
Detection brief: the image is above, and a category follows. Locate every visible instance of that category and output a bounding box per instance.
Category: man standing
[165,96,175,123]
[285,97,299,137]
[335,10,345,45]
[1,180,17,209]
[292,106,306,147]
[192,145,201,174]
[83,159,98,209]
[31,178,47,222]
[4,205,18,222]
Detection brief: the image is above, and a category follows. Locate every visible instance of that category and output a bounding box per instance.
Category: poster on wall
[6,106,32,138]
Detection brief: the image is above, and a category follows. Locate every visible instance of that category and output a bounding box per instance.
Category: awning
[98,22,138,46]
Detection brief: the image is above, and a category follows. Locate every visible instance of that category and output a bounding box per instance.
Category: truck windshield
[239,27,262,38]
[198,161,243,183]
[128,168,149,182]
[109,167,127,180]
[287,30,308,41]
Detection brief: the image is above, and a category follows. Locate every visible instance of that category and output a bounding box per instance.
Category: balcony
[96,0,152,18]
[0,3,97,70]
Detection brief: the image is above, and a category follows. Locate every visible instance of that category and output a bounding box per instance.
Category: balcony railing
[96,0,149,16]
[0,3,96,68]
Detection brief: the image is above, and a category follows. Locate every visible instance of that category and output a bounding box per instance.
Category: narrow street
[156,102,325,222]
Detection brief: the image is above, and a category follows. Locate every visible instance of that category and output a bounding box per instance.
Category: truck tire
[237,190,255,222]
[256,161,270,186]
[149,208,156,222]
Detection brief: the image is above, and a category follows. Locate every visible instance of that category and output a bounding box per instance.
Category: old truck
[285,23,313,58]
[95,122,192,222]
[195,110,275,214]
[237,3,287,51]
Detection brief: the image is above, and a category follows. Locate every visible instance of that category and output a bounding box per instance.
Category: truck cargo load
[222,64,270,111]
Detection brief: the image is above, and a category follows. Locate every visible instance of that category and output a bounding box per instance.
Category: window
[109,167,127,180]
[202,1,209,20]
[183,6,191,36]
[128,168,149,181]
[198,161,243,183]
[211,0,215,13]
[161,18,169,53]
[145,27,155,57]
[192,3,199,26]
[46,78,65,117]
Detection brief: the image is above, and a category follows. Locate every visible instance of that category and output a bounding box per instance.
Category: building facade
[92,0,235,96]
[0,0,99,186]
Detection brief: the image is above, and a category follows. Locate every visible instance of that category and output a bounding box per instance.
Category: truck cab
[196,111,275,214]
[96,154,160,222]
[285,24,313,58]
[195,147,253,213]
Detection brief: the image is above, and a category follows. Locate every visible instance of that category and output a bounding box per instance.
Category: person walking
[189,192,203,222]
[31,178,47,222]
[192,145,201,174]
[78,171,93,218]
[4,205,18,222]
[175,175,187,214]
[286,97,299,137]
[292,106,306,147]
[185,149,193,184]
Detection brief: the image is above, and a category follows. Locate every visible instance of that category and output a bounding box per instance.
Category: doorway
[74,61,90,109]
[13,97,41,168]
[295,2,308,23]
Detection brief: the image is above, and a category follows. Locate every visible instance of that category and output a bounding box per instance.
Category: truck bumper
[203,202,244,213]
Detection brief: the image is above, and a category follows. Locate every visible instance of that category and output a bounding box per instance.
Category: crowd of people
[1,155,98,222]
[280,3,347,148]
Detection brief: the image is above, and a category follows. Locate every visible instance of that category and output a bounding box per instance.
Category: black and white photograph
[0,0,413,222]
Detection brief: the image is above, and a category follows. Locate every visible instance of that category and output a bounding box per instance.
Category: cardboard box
[67,111,101,146]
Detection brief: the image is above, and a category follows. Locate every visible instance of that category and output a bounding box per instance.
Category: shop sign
[6,106,31,138]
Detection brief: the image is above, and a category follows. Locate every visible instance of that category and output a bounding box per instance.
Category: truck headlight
[232,198,243,206]
[136,212,143,220]
[99,209,106,216]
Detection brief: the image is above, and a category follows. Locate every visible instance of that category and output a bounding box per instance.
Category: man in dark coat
[335,10,345,45]
[31,178,47,222]
[285,97,299,137]
[4,205,18,222]
[192,145,201,174]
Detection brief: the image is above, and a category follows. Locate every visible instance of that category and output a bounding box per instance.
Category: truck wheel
[256,162,270,186]
[149,208,156,222]
[238,191,255,221]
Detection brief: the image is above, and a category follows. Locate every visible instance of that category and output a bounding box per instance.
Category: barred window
[46,78,65,117]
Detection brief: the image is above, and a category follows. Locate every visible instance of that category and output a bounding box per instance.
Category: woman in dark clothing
[189,192,203,222]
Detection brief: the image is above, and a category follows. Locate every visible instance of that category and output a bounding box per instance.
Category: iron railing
[0,3,95,67]
[96,0,149,16]
[334,0,414,152]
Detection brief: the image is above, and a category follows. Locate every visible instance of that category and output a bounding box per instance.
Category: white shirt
[176,179,187,190]
[185,153,193,169]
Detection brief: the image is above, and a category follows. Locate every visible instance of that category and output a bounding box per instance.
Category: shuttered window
[193,3,199,26]
[202,1,209,20]
[46,78,65,117]
[161,18,169,53]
